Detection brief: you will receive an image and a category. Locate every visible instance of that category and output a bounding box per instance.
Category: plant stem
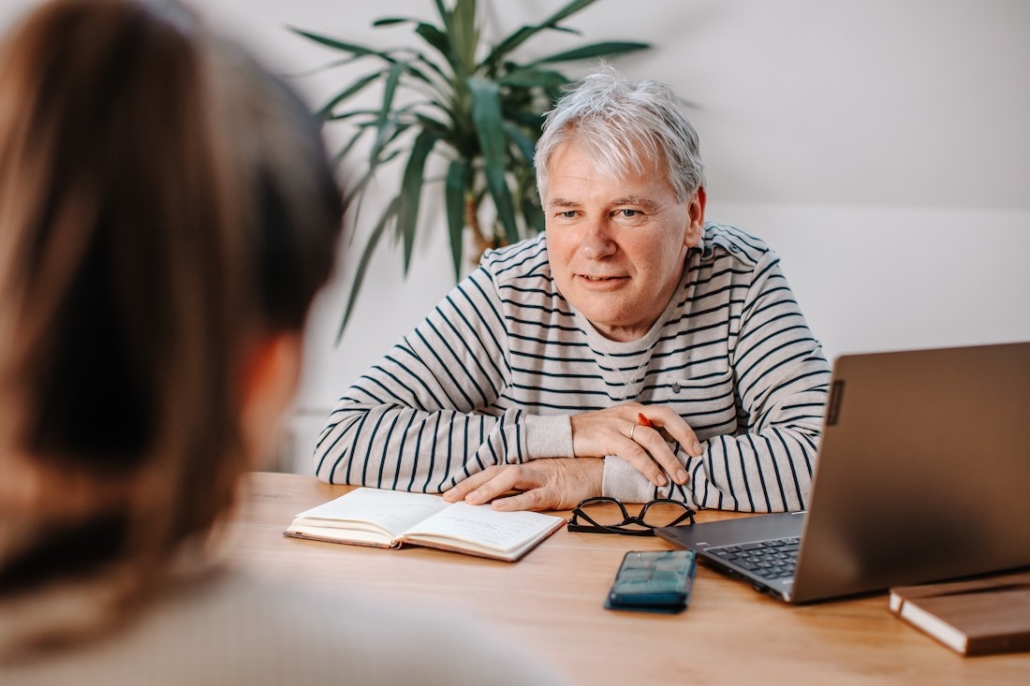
[466,194,491,263]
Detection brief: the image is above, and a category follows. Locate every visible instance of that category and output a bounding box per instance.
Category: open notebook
[285,488,564,562]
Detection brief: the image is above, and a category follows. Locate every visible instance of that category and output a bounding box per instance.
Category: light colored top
[316,223,830,511]
[1,569,569,686]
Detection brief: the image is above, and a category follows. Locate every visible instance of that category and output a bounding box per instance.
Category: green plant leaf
[483,0,599,67]
[338,197,401,342]
[544,25,581,37]
[413,112,451,135]
[535,0,599,28]
[412,52,450,84]
[324,108,380,122]
[520,191,545,234]
[473,185,488,206]
[445,159,470,281]
[393,57,436,86]
[451,0,479,72]
[501,121,536,166]
[372,17,422,27]
[483,26,534,69]
[502,108,546,131]
[333,127,369,170]
[316,70,384,119]
[414,22,452,62]
[287,54,363,79]
[377,117,417,151]
[534,40,650,64]
[469,77,519,245]
[342,148,403,218]
[433,0,453,40]
[288,27,393,61]
[396,130,441,274]
[369,61,406,163]
[497,67,569,89]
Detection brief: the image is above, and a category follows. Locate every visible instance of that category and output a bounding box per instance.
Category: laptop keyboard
[706,536,801,581]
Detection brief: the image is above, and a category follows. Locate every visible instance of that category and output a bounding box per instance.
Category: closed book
[889,571,1030,656]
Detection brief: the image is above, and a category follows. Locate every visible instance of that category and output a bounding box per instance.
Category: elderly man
[315,69,830,513]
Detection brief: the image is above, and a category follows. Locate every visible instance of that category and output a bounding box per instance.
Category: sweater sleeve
[603,251,830,512]
[313,266,571,492]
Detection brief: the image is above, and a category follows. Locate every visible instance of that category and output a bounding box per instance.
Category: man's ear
[239,333,303,470]
[684,186,707,248]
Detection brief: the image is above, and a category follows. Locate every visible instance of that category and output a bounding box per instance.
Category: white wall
[3,1,1028,472]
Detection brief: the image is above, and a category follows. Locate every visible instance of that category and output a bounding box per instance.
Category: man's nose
[579,218,617,259]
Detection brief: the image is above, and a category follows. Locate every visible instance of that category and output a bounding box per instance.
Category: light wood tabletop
[216,472,1030,685]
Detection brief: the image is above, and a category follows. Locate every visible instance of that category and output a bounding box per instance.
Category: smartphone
[604,549,697,614]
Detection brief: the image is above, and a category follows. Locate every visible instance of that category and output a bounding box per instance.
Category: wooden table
[217,472,1030,685]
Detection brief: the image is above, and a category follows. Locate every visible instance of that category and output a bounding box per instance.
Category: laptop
[656,341,1030,604]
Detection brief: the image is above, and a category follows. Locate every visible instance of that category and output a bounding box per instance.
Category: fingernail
[692,441,702,456]
[676,469,688,483]
[657,474,667,487]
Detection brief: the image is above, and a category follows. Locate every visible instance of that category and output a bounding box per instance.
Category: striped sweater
[315,223,830,512]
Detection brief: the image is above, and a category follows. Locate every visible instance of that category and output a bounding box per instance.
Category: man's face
[543,139,705,342]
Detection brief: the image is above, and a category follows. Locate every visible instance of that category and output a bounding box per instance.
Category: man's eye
[559,210,577,219]
[616,209,641,218]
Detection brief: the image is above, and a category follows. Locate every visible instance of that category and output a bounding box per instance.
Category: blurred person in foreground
[0,1,567,684]
[316,67,830,513]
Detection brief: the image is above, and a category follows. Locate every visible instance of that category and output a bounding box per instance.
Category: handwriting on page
[415,502,556,549]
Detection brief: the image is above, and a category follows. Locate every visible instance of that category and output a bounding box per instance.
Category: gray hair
[535,67,706,201]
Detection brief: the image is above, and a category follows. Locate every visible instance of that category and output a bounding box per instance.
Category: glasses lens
[576,499,629,527]
[640,501,692,528]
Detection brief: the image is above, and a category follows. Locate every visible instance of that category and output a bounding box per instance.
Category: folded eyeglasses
[567,496,695,536]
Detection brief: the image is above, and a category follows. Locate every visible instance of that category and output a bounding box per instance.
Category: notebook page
[294,489,450,538]
[405,501,560,553]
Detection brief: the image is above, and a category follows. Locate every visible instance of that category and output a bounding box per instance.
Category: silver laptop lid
[790,341,1030,603]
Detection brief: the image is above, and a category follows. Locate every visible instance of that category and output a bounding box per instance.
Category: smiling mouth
[580,275,625,281]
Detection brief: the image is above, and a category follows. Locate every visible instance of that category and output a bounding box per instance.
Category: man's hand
[570,403,702,488]
[442,458,603,511]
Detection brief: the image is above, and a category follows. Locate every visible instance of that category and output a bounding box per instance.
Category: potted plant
[292,0,649,339]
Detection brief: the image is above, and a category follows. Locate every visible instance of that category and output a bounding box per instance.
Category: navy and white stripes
[315,223,830,512]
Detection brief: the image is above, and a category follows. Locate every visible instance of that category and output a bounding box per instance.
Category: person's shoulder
[477,233,551,286]
[208,573,569,686]
[0,571,568,686]
[701,222,775,268]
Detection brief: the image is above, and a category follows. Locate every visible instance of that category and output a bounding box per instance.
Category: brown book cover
[889,570,1030,656]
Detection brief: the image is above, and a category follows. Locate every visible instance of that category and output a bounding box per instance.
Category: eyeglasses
[567,497,696,536]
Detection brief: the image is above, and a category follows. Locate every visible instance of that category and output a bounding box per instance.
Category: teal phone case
[605,549,697,614]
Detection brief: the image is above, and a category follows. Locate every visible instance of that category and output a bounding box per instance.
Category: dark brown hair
[0,0,341,603]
